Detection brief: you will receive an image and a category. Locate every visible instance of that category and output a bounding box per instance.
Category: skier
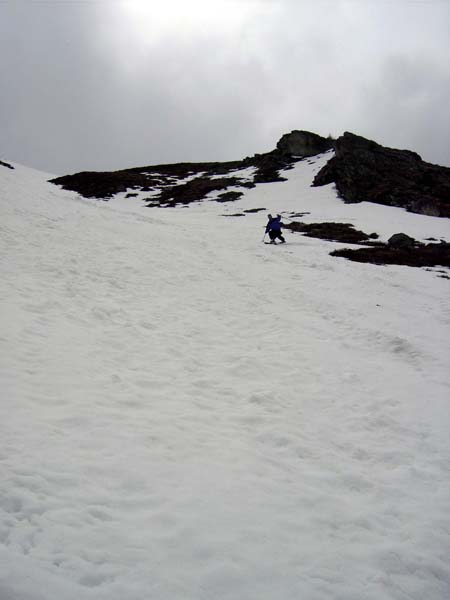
[265,214,286,244]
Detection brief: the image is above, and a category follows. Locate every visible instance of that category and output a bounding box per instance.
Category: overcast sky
[1,0,450,174]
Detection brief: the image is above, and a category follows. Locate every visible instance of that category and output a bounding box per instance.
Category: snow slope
[1,156,450,600]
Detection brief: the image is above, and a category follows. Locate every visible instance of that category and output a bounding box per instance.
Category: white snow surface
[1,156,450,600]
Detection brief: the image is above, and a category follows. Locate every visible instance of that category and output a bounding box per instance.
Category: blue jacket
[266,216,282,233]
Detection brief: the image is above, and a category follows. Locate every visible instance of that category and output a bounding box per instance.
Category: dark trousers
[269,230,285,242]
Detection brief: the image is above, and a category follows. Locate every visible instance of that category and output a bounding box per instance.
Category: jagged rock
[313,132,450,218]
[388,233,416,248]
[277,130,335,157]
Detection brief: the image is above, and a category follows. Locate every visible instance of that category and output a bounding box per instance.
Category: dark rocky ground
[146,176,252,208]
[283,221,379,244]
[330,242,450,269]
[49,152,298,204]
[1,160,14,170]
[284,220,450,270]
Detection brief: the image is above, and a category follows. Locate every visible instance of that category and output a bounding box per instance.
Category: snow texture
[1,155,450,600]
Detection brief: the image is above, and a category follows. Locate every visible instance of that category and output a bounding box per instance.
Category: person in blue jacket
[265,214,286,244]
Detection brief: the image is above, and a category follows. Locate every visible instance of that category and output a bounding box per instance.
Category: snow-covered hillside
[1,157,450,600]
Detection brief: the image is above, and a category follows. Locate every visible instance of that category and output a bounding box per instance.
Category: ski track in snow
[1,157,450,600]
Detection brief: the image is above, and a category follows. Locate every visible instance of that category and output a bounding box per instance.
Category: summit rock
[276,130,335,157]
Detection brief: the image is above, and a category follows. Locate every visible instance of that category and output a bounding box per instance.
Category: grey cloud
[354,54,450,166]
[1,0,450,174]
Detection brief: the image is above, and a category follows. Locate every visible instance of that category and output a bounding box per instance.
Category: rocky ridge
[49,130,332,204]
[48,130,450,269]
[50,130,450,219]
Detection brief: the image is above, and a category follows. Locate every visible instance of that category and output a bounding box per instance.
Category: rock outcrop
[277,130,334,157]
[313,132,450,218]
[387,233,416,249]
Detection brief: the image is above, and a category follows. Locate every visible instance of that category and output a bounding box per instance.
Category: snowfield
[1,156,450,600]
